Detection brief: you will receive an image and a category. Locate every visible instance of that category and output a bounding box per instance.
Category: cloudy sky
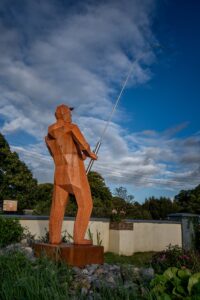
[0,0,200,202]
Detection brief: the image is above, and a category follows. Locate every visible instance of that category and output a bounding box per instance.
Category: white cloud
[0,0,156,135]
[1,0,199,194]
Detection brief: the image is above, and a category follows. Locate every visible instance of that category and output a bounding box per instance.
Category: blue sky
[0,0,199,202]
[128,0,200,133]
[114,0,200,200]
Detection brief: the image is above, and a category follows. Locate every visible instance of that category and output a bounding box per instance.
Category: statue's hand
[81,153,87,160]
[90,152,98,160]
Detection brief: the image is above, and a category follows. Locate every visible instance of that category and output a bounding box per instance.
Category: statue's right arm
[71,125,97,160]
[71,125,89,149]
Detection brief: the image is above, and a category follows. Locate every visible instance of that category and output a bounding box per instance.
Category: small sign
[109,222,134,230]
[3,200,18,212]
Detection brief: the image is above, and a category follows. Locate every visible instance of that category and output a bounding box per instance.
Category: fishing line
[86,57,140,174]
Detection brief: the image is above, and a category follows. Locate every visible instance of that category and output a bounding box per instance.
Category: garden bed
[1,216,200,299]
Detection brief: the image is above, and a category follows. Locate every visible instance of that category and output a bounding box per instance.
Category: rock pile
[0,242,35,261]
[70,263,154,297]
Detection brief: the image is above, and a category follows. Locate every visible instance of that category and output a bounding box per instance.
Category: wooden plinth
[33,243,104,267]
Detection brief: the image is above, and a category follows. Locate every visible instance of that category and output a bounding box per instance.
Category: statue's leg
[73,182,93,244]
[49,185,69,244]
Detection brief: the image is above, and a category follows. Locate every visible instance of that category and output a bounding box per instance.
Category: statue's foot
[74,239,92,245]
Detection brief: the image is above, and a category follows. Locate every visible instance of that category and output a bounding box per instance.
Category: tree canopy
[112,187,154,219]
[88,171,113,217]
[33,183,53,215]
[114,186,134,203]
[174,184,200,214]
[0,133,38,211]
[142,196,179,220]
[2,131,197,219]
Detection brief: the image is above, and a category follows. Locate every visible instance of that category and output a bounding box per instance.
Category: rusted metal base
[33,243,104,267]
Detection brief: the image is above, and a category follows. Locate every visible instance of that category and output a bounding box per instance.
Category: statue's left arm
[45,134,54,157]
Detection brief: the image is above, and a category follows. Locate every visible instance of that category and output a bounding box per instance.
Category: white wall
[109,222,182,255]
[19,218,182,255]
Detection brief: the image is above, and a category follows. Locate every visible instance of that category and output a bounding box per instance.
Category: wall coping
[168,213,200,217]
[1,214,181,224]
[126,219,181,224]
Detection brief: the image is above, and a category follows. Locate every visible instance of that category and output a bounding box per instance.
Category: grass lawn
[104,251,155,267]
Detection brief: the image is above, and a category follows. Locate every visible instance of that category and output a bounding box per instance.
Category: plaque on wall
[3,200,18,212]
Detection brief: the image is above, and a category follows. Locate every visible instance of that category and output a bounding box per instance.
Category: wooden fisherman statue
[45,104,97,245]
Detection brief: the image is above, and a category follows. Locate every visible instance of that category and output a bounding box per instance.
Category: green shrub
[0,216,24,247]
[149,267,200,299]
[151,244,200,274]
[0,251,72,300]
[38,228,73,244]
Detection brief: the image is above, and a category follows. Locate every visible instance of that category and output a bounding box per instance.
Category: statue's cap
[55,104,74,118]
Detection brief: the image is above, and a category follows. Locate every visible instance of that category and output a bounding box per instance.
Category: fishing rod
[86,58,138,175]
[86,44,168,174]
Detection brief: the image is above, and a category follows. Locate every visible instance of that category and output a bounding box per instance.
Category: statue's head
[55,104,74,123]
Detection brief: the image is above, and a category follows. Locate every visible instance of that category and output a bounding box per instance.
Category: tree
[88,171,113,217]
[114,186,134,203]
[142,196,178,220]
[33,183,53,215]
[0,133,38,211]
[33,183,78,216]
[174,185,200,214]
[34,171,113,217]
[112,187,151,219]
